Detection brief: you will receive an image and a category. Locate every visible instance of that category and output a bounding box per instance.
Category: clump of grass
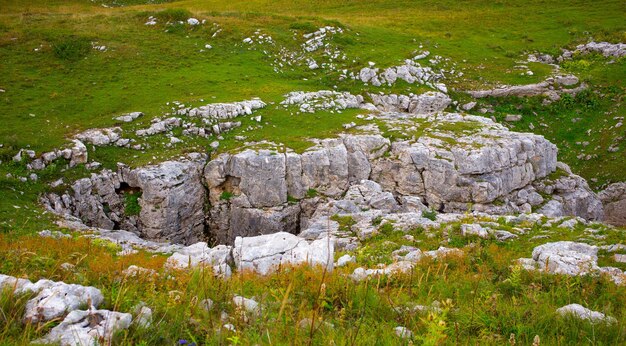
[124,191,142,216]
[220,191,234,200]
[422,209,437,221]
[52,36,91,61]
[155,8,192,22]
[289,21,318,32]
[306,188,318,198]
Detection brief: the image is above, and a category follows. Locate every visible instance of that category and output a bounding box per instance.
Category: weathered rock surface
[178,98,266,119]
[166,242,233,277]
[599,182,626,226]
[233,232,334,275]
[24,282,104,323]
[115,111,143,123]
[531,241,598,276]
[467,75,586,100]
[369,92,451,114]
[45,110,605,247]
[35,307,132,346]
[280,90,450,115]
[533,163,603,221]
[42,154,207,245]
[519,241,625,284]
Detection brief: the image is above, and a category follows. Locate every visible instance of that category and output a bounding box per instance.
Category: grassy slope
[0,0,622,228]
[0,1,624,343]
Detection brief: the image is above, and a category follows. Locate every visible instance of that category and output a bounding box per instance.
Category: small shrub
[124,191,142,216]
[306,188,318,198]
[422,209,437,221]
[562,58,592,71]
[220,191,234,200]
[52,36,91,61]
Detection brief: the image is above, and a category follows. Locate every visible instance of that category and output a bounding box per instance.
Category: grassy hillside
[0,1,624,344]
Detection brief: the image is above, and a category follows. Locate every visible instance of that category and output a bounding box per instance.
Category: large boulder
[531,241,598,276]
[233,232,334,275]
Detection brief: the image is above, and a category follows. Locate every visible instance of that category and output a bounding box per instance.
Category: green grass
[0,1,624,343]
[1,215,625,345]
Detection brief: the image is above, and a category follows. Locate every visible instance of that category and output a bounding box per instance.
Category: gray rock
[461,224,489,238]
[75,127,122,146]
[24,282,104,323]
[336,254,355,267]
[394,326,413,339]
[505,114,522,122]
[599,182,626,226]
[69,140,88,167]
[556,304,616,324]
[166,243,233,277]
[115,111,143,123]
[531,241,598,276]
[494,230,518,241]
[35,307,132,346]
[133,306,153,328]
[233,232,334,275]
[233,296,260,315]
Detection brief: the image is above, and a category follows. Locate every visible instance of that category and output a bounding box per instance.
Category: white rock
[24,282,104,323]
[556,304,616,324]
[233,296,260,315]
[233,232,334,275]
[394,326,413,339]
[531,241,598,276]
[35,307,132,346]
[461,224,489,238]
[134,306,152,328]
[336,254,355,267]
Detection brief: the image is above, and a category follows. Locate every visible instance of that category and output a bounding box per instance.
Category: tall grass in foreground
[0,231,624,345]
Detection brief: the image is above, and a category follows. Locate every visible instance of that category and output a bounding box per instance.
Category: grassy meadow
[0,0,625,344]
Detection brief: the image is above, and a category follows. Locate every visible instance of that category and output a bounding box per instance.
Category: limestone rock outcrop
[42,154,207,245]
[44,110,605,246]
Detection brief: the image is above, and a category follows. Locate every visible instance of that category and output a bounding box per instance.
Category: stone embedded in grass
[556,304,616,324]
[166,242,233,277]
[505,114,522,122]
[233,296,261,316]
[461,223,490,238]
[0,274,53,295]
[24,281,104,323]
[531,241,598,276]
[123,265,157,278]
[200,298,214,312]
[336,254,356,267]
[233,232,334,275]
[35,307,132,346]
[133,305,152,328]
[394,326,413,339]
[114,111,143,123]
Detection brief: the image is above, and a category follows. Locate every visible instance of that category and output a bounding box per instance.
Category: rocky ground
[0,0,624,345]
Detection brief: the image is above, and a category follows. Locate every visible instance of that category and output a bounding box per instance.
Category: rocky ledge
[41,110,606,248]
